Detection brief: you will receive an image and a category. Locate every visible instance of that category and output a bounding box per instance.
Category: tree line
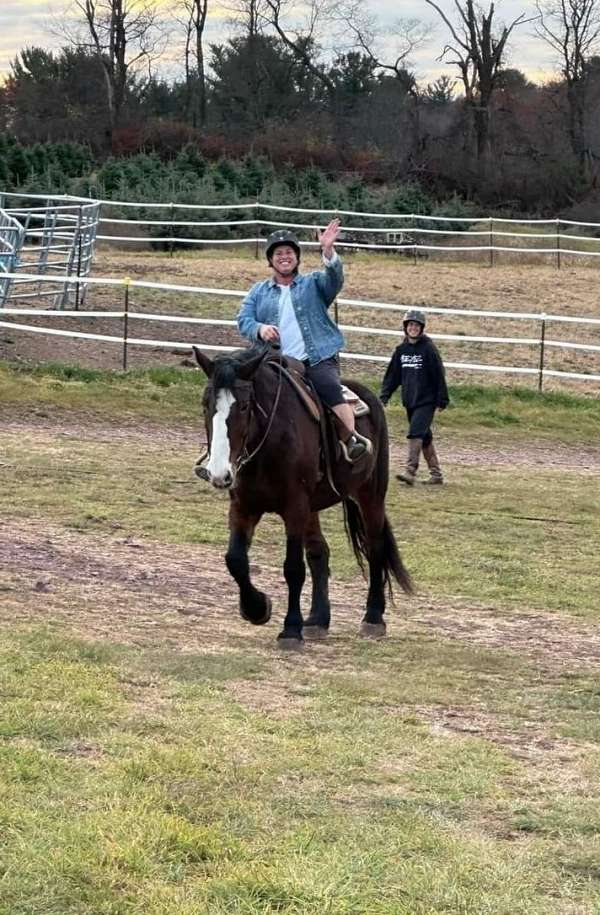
[2,0,600,212]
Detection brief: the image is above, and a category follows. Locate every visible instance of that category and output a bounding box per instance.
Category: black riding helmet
[265,229,301,263]
[403,308,426,332]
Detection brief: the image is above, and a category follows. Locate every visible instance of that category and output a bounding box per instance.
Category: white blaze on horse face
[207,388,236,486]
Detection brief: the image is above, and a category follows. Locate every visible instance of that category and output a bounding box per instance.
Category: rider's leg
[306,357,371,463]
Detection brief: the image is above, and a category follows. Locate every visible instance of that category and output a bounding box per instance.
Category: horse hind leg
[303,513,331,640]
[349,496,388,639]
[226,507,271,625]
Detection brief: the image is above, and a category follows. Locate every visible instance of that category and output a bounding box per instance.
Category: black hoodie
[380,333,449,409]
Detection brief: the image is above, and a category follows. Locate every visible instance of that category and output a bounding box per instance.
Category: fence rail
[1,271,599,389]
[3,191,600,262]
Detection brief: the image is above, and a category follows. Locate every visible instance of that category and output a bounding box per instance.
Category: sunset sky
[0,0,558,85]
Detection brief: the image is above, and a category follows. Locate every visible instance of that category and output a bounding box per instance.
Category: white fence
[1,272,599,389]
[3,191,600,261]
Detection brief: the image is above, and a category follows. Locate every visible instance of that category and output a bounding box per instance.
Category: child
[380,308,449,485]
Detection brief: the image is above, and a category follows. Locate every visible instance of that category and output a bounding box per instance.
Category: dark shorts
[406,404,436,446]
[305,356,345,407]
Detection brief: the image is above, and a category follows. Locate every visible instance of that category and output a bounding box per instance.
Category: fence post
[169,203,174,258]
[75,205,83,311]
[254,196,260,259]
[122,277,131,371]
[489,217,494,268]
[411,214,417,266]
[556,218,561,270]
[538,313,547,392]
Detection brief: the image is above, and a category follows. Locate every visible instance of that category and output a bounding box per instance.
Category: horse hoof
[303,625,329,641]
[359,621,387,640]
[276,632,304,651]
[240,594,272,626]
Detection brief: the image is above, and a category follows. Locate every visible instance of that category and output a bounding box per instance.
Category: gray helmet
[403,308,426,330]
[265,229,301,262]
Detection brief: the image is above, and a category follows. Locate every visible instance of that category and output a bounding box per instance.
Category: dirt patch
[2,516,599,672]
[2,405,600,472]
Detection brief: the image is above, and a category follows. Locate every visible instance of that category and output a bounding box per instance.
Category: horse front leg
[277,502,310,648]
[225,502,270,625]
[303,512,331,640]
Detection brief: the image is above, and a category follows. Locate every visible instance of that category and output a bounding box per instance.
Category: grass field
[1,361,599,914]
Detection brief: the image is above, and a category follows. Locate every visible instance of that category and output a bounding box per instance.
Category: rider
[380,308,449,485]
[237,219,371,462]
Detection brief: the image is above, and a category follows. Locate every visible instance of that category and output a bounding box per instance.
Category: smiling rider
[236,219,371,463]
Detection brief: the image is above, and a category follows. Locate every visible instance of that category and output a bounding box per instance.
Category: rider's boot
[332,407,372,464]
[396,438,422,485]
[340,430,373,463]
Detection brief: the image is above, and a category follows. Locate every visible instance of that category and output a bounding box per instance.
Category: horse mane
[212,344,266,390]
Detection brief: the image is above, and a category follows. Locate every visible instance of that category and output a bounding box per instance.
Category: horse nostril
[223,471,233,487]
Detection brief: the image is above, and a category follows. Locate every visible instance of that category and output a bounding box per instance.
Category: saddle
[265,355,370,423]
[265,354,371,494]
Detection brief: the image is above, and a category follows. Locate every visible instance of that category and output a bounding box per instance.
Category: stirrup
[194,449,209,481]
[340,432,372,464]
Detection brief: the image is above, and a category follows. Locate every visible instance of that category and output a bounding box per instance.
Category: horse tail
[342,395,412,596]
[342,500,412,597]
[381,514,413,595]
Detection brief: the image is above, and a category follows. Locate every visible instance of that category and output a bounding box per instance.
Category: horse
[192,344,412,647]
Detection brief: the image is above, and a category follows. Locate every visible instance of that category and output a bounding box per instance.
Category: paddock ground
[1,257,599,912]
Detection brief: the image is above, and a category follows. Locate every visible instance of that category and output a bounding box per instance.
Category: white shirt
[276,252,338,361]
[277,282,307,360]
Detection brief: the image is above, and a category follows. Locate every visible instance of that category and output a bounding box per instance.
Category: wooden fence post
[122,277,131,371]
[538,313,547,392]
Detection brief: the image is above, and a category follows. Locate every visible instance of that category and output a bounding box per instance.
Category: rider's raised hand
[317,218,341,259]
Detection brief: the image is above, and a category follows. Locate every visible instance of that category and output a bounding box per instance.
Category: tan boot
[396,438,422,485]
[422,442,444,485]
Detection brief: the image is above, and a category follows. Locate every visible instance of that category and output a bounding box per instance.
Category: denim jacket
[237,255,344,365]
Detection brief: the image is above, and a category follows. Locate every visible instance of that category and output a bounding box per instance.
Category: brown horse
[193,344,411,647]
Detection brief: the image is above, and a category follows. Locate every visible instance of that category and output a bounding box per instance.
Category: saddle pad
[341,384,370,417]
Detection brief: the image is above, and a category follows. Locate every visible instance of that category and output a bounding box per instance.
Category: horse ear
[192,346,214,377]
[236,349,268,381]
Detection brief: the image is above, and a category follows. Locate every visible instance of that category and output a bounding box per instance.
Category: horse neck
[250,364,295,448]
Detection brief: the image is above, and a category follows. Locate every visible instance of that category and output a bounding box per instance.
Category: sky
[0,0,559,86]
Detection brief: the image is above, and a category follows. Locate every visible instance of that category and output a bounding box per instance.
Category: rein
[235,350,283,473]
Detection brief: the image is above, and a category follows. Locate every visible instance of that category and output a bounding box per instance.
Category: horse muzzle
[209,469,234,489]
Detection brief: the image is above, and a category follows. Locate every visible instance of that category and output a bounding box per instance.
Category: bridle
[196,349,284,481]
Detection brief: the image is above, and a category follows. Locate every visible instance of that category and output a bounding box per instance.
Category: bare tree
[224,0,269,38]
[424,1,533,162]
[69,0,165,144]
[178,0,209,126]
[260,0,337,92]
[536,0,600,171]
[336,2,430,89]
